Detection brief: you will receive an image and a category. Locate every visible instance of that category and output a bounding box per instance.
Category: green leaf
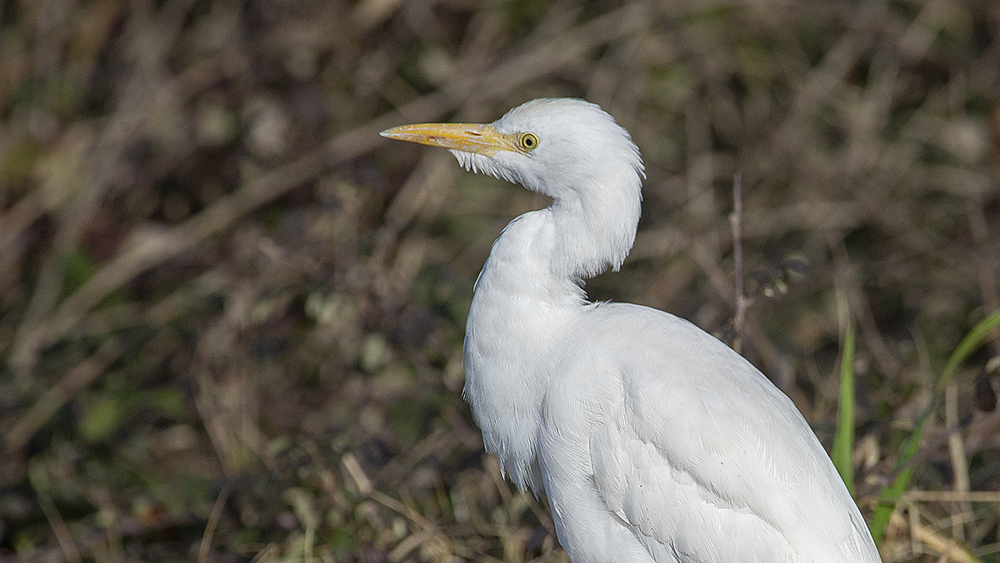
[80,395,125,443]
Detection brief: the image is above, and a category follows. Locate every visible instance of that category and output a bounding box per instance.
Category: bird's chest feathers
[462,216,585,491]
[463,280,579,491]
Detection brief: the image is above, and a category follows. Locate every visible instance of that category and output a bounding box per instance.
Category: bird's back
[535,302,880,562]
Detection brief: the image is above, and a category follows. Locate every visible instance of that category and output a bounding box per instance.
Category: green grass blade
[939,309,1000,394]
[832,317,856,494]
[870,309,1000,544]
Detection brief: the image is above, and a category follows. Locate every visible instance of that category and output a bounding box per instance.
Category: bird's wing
[579,305,879,562]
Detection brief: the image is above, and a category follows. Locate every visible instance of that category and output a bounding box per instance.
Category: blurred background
[1,0,999,561]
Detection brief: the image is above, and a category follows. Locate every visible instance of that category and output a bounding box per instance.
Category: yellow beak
[380,122,519,157]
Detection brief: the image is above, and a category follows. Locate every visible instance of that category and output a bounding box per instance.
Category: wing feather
[577,304,880,562]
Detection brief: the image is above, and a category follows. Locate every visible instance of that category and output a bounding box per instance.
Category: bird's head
[381,98,644,203]
[382,99,645,276]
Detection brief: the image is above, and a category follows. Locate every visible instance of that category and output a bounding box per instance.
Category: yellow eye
[519,133,539,151]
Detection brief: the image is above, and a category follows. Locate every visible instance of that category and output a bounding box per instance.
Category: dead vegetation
[0,0,999,561]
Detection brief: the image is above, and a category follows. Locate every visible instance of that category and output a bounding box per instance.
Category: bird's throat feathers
[450,149,525,186]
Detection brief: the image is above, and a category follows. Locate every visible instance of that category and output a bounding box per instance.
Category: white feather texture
[386,98,881,562]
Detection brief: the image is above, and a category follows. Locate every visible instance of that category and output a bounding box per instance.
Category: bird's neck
[547,189,640,279]
[461,191,639,491]
[461,210,578,492]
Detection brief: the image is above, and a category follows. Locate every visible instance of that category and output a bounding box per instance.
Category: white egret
[382,98,880,562]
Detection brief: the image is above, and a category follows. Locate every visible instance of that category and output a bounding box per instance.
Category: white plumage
[382,98,880,562]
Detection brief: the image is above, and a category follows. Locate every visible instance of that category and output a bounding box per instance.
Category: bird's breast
[462,217,586,492]
[463,281,580,493]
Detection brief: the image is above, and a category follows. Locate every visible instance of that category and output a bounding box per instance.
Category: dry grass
[0,0,998,561]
